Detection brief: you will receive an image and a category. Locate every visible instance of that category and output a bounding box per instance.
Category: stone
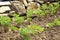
[27,2,40,10]
[0,6,11,13]
[34,0,44,4]
[27,0,34,2]
[11,1,26,15]
[0,1,11,6]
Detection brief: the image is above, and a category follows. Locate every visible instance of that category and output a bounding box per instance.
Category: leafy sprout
[49,4,56,15]
[33,8,45,17]
[13,13,24,24]
[26,9,33,18]
[9,26,18,31]
[0,16,11,27]
[19,24,44,40]
[28,24,44,34]
[46,19,60,28]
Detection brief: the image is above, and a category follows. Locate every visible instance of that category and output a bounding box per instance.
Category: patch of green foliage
[48,4,56,15]
[0,16,11,27]
[27,2,60,18]
[19,24,44,40]
[33,8,45,17]
[27,18,32,22]
[48,2,60,15]
[27,24,44,34]
[46,19,60,28]
[9,26,18,31]
[26,9,33,18]
[26,9,33,22]
[54,19,60,26]
[19,27,30,40]
[13,13,24,24]
[53,2,60,9]
[46,23,54,28]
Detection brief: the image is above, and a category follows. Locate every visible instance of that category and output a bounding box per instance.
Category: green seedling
[46,19,60,28]
[27,18,32,22]
[28,24,44,34]
[19,27,30,40]
[9,26,18,31]
[0,16,11,27]
[41,4,48,10]
[34,8,45,17]
[53,2,60,9]
[54,19,60,26]
[49,4,56,15]
[19,24,44,40]
[13,14,24,24]
[26,9,33,18]
[46,23,54,28]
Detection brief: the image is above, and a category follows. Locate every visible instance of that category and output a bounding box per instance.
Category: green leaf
[24,35,30,40]
[0,16,11,27]
[26,9,33,17]
[46,23,54,28]
[9,26,18,31]
[28,24,44,34]
[54,19,60,25]
[41,4,48,10]
[13,13,19,17]
[19,27,28,35]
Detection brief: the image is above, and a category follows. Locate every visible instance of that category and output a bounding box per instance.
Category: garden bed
[0,1,60,40]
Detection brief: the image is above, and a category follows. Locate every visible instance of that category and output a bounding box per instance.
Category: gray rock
[11,1,26,15]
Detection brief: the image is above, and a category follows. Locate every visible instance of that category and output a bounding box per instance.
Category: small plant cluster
[0,14,44,40]
[19,24,44,40]
[26,2,60,18]
[0,13,24,31]
[46,19,60,28]
[0,16,11,27]
[13,13,24,24]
